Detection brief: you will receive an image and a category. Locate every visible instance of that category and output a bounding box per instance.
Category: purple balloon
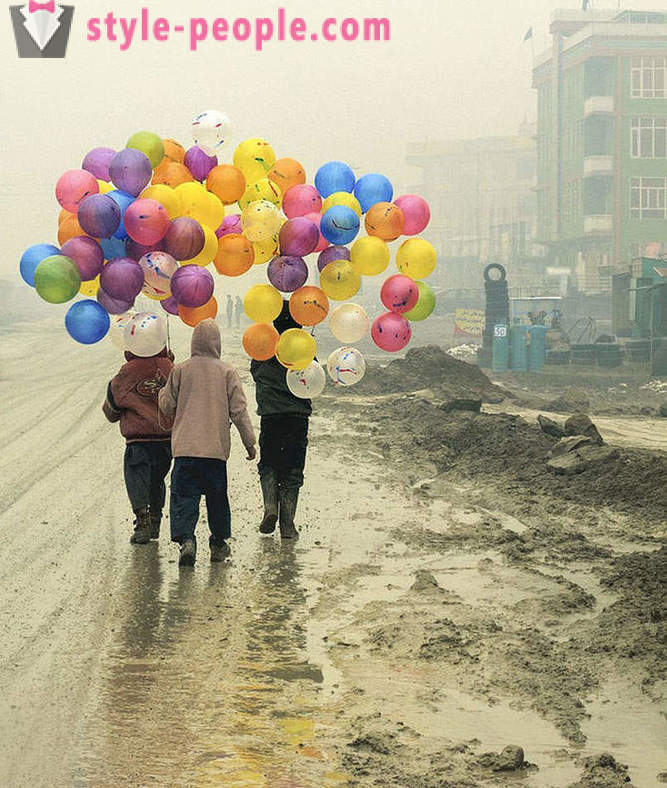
[78,194,121,238]
[268,256,309,292]
[125,237,165,262]
[161,295,180,316]
[184,147,218,182]
[82,147,116,181]
[61,237,104,281]
[170,265,214,308]
[164,217,205,261]
[279,217,320,257]
[109,149,152,197]
[317,245,351,272]
[97,287,134,315]
[100,257,145,301]
[216,214,242,238]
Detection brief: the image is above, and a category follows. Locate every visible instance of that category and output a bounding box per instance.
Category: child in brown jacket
[159,319,256,566]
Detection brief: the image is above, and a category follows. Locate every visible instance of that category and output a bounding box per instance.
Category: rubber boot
[278,486,299,540]
[130,507,152,545]
[149,508,161,540]
[179,537,197,567]
[259,469,279,534]
[210,535,231,563]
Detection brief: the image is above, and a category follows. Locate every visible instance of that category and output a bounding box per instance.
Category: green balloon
[126,131,165,169]
[34,255,81,304]
[404,281,435,322]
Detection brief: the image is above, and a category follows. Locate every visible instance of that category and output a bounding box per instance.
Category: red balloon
[124,199,170,245]
[380,275,419,314]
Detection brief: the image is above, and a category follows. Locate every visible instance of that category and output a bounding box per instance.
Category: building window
[631,56,666,98]
[630,177,667,219]
[631,117,667,158]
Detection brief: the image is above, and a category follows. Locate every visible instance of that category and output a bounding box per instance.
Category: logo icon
[10,3,74,58]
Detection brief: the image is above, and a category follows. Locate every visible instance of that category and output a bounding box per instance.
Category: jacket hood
[124,347,169,362]
[191,319,221,358]
[273,301,302,334]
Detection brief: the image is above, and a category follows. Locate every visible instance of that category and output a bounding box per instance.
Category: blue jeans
[170,457,231,544]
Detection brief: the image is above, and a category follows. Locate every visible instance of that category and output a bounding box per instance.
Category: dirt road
[0,322,665,787]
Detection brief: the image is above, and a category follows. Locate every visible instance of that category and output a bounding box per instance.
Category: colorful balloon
[322,191,362,217]
[65,300,110,345]
[192,110,232,157]
[61,236,104,281]
[279,217,320,257]
[109,312,134,348]
[124,312,168,357]
[381,274,419,313]
[289,286,329,327]
[100,258,144,302]
[394,195,430,236]
[403,281,436,321]
[396,238,437,279]
[98,287,134,315]
[125,238,164,262]
[365,202,404,241]
[268,158,306,194]
[371,312,412,352]
[77,194,121,238]
[207,165,246,205]
[216,213,242,238]
[253,234,280,264]
[126,131,165,169]
[124,199,170,245]
[164,217,205,261]
[304,212,328,253]
[275,328,317,371]
[57,215,88,246]
[160,296,179,316]
[286,361,326,399]
[268,256,309,292]
[238,178,282,211]
[315,161,356,198]
[329,303,370,344]
[34,255,81,304]
[107,189,136,240]
[100,236,127,260]
[184,224,218,266]
[82,147,116,181]
[283,184,322,218]
[243,323,280,361]
[56,169,99,213]
[317,245,350,273]
[241,200,282,242]
[79,275,100,297]
[179,296,218,327]
[244,284,283,323]
[233,137,276,184]
[354,173,393,213]
[175,182,224,230]
[351,236,390,276]
[20,244,60,287]
[184,146,217,181]
[140,184,182,219]
[96,180,114,195]
[154,162,195,188]
[327,347,366,386]
[170,264,214,307]
[109,149,153,197]
[320,206,360,245]
[214,233,254,276]
[139,251,179,300]
[319,259,361,301]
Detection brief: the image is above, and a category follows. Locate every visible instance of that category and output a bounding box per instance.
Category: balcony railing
[583,155,614,177]
[584,96,615,116]
[584,214,613,234]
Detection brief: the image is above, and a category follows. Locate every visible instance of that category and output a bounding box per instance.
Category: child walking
[102,347,174,544]
[250,302,312,540]
[159,319,256,566]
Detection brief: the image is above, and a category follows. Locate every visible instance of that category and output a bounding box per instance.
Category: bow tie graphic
[29,0,55,11]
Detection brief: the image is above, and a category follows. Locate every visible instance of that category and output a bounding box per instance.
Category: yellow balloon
[320,260,361,301]
[322,191,362,217]
[350,236,390,276]
[79,275,100,297]
[241,200,283,243]
[396,238,437,280]
[183,224,218,266]
[253,234,280,264]
[141,184,182,220]
[175,182,224,229]
[97,180,113,195]
[238,178,283,211]
[275,328,317,371]
[233,138,276,185]
[244,284,283,323]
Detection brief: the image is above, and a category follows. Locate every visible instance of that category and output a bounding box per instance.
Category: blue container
[492,324,509,372]
[528,325,547,372]
[510,324,529,371]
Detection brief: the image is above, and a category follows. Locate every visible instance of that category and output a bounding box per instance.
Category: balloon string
[166,315,171,353]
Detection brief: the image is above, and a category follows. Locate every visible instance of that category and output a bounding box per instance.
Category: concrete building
[533,8,667,294]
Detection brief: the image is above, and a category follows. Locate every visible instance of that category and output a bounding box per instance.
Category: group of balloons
[19,110,437,395]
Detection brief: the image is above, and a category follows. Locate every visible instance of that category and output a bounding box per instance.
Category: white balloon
[192,110,232,157]
[286,362,326,399]
[327,346,366,387]
[124,312,168,358]
[329,303,370,344]
[109,312,134,350]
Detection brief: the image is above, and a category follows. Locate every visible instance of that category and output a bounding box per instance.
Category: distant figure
[226,295,233,329]
[159,319,256,567]
[235,296,243,329]
[102,347,174,545]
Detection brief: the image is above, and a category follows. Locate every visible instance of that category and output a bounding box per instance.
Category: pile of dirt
[351,345,506,402]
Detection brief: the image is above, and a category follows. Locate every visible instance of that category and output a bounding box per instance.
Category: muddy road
[0,322,665,787]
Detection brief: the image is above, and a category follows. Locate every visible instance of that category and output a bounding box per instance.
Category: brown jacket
[159,319,255,460]
[103,349,173,443]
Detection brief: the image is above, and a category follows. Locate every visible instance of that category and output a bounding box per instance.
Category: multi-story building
[533,8,667,294]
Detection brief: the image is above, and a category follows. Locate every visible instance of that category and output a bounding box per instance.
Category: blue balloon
[100,236,127,260]
[65,299,111,345]
[320,206,360,245]
[353,174,394,213]
[107,190,135,240]
[314,161,356,199]
[20,244,60,287]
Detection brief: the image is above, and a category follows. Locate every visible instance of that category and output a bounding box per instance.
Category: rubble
[478,745,526,772]
[564,413,604,445]
[538,414,566,438]
[548,387,591,414]
[548,445,620,476]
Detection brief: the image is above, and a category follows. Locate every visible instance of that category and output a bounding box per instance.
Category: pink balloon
[304,212,328,252]
[371,312,412,353]
[124,199,170,245]
[380,275,419,314]
[216,214,242,238]
[170,264,214,308]
[279,217,320,257]
[282,185,322,218]
[394,195,430,236]
[100,258,144,302]
[55,169,99,213]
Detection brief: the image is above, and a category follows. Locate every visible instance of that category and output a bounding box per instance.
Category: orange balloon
[153,161,194,187]
[163,139,186,163]
[214,233,255,276]
[58,208,74,226]
[243,323,279,361]
[268,158,306,194]
[289,286,329,327]
[179,296,218,327]
[58,215,93,245]
[207,165,246,205]
[365,202,405,242]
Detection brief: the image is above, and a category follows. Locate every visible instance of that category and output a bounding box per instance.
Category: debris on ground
[538,414,566,438]
[440,398,482,413]
[547,443,620,476]
[478,744,527,772]
[568,753,634,787]
[564,412,604,444]
[548,387,591,413]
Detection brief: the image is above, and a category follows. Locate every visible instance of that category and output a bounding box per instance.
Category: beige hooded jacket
[158,319,255,460]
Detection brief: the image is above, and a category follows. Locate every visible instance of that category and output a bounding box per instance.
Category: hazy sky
[1,0,661,279]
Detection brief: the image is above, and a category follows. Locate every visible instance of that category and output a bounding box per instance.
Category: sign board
[454,308,484,336]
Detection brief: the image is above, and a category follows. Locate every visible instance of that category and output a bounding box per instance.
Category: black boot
[259,469,279,534]
[130,507,152,544]
[179,537,197,567]
[278,486,300,539]
[149,509,161,540]
[210,535,231,563]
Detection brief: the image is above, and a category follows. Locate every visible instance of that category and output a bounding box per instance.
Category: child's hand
[246,445,257,461]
